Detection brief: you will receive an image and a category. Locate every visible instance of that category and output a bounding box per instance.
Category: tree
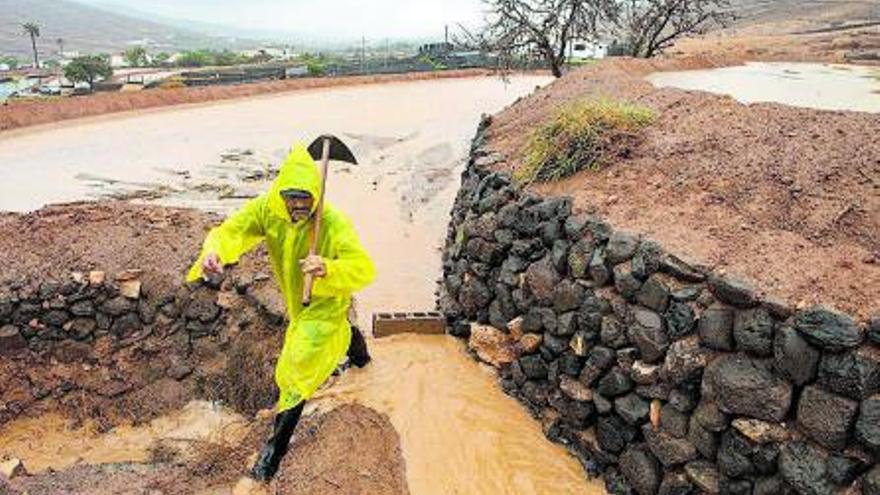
[477,0,617,77]
[152,52,171,66]
[124,46,148,67]
[0,56,20,70]
[614,0,732,58]
[56,38,64,57]
[21,22,41,68]
[64,55,113,90]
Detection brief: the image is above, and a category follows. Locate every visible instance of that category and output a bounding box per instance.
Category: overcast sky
[76,0,486,41]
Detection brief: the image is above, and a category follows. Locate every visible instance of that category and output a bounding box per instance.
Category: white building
[568,40,608,61]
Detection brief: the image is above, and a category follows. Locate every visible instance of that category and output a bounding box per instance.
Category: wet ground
[0,75,608,494]
[647,62,880,112]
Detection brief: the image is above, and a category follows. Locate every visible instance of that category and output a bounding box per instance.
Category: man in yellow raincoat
[186,143,376,481]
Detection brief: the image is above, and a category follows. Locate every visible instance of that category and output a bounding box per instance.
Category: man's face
[283,195,313,223]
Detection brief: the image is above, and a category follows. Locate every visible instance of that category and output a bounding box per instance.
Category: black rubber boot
[249,402,305,482]
[347,325,371,368]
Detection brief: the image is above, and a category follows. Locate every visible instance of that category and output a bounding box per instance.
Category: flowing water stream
[0,75,606,493]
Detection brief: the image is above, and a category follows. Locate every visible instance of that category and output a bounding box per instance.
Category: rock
[660,254,705,283]
[507,316,524,339]
[636,275,671,313]
[685,460,720,494]
[542,333,568,356]
[568,238,594,279]
[63,318,96,340]
[717,431,756,478]
[600,315,629,349]
[594,393,613,415]
[733,308,775,356]
[662,336,709,385]
[631,360,661,385]
[555,311,578,337]
[869,315,880,345]
[616,393,651,425]
[580,346,617,386]
[597,367,634,397]
[660,404,690,438]
[119,279,142,299]
[185,293,221,323]
[0,458,27,479]
[708,275,758,308]
[70,300,95,317]
[42,309,70,327]
[732,418,791,444]
[112,313,142,338]
[521,381,550,408]
[519,353,549,380]
[607,232,640,264]
[669,389,699,413]
[665,301,696,339]
[0,325,27,354]
[826,455,867,486]
[614,263,643,300]
[518,333,543,354]
[564,213,587,239]
[589,247,611,286]
[101,296,132,317]
[856,394,880,451]
[688,415,719,460]
[864,466,880,495]
[702,354,793,422]
[88,270,105,285]
[658,471,695,495]
[817,347,880,400]
[459,277,492,317]
[794,306,863,352]
[753,476,794,495]
[798,386,859,451]
[643,424,698,466]
[525,258,560,305]
[468,325,516,368]
[560,375,593,402]
[620,446,661,495]
[597,415,638,454]
[774,325,821,386]
[693,401,729,432]
[698,304,735,351]
[550,239,570,273]
[779,442,833,495]
[720,478,752,495]
[558,352,583,376]
[569,331,589,357]
[627,308,669,364]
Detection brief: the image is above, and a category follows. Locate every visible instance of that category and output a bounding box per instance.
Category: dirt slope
[489,56,879,320]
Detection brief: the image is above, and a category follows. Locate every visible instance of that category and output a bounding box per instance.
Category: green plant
[124,46,148,67]
[0,55,20,69]
[64,55,113,89]
[518,98,655,183]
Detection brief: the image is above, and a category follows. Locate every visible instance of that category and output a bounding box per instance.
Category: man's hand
[299,255,327,278]
[203,252,224,277]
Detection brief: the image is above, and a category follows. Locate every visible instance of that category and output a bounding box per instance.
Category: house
[568,40,608,60]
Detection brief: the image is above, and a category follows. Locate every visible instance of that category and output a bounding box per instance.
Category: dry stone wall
[439,117,880,495]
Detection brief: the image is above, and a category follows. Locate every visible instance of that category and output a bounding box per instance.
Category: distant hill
[0,0,255,61]
[725,0,880,34]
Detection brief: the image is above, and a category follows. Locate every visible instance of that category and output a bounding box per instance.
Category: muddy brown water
[0,76,606,493]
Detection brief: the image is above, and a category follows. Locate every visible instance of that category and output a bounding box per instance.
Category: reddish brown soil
[489,56,879,320]
[0,69,500,133]
[6,404,409,495]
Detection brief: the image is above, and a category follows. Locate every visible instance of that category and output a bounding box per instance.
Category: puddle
[313,334,605,495]
[647,62,880,112]
[0,400,249,474]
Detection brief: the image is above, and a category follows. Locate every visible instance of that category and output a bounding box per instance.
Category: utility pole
[361,36,366,74]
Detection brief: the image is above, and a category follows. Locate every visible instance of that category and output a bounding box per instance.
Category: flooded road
[0,75,608,494]
[647,62,880,113]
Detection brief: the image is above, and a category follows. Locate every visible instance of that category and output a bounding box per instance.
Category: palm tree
[56,37,64,58]
[21,22,41,68]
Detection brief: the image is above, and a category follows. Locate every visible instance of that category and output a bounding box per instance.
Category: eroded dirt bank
[489,55,879,319]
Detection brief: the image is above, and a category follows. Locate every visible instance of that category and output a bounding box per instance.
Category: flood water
[0,75,607,494]
[647,62,880,113]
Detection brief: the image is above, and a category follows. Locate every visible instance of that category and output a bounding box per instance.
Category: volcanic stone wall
[439,118,880,495]
[0,269,238,425]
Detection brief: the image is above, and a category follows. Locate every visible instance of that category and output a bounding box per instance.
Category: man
[186,143,376,482]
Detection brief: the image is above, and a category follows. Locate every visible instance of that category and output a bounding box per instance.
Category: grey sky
[76,0,486,41]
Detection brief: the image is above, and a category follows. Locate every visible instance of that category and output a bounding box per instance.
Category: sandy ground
[0,69,507,133]
[489,55,879,320]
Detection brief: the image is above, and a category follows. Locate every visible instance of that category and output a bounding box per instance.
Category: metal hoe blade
[307,134,358,165]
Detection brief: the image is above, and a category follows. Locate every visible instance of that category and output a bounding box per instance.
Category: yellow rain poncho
[186,144,376,412]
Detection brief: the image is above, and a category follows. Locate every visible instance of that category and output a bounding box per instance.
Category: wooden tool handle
[302,138,331,307]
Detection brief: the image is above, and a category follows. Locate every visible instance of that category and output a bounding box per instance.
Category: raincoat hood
[268,143,322,222]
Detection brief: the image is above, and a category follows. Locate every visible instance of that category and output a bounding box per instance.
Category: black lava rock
[817,347,880,400]
[856,394,880,452]
[620,446,661,495]
[708,275,758,308]
[601,315,629,349]
[643,424,698,467]
[702,354,793,422]
[733,308,775,357]
[627,307,669,364]
[658,471,696,495]
[660,404,690,438]
[779,442,834,495]
[607,231,640,264]
[597,414,638,454]
[797,385,859,451]
[519,354,548,380]
[580,345,616,386]
[698,304,735,351]
[597,367,634,397]
[794,306,863,352]
[615,392,650,425]
[773,325,820,386]
[614,263,643,301]
[636,275,671,313]
[665,301,696,339]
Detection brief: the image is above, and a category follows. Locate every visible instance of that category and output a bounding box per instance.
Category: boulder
[636,275,671,313]
[589,247,611,286]
[658,471,695,495]
[553,280,584,313]
[627,308,669,364]
[614,263,643,300]
[597,367,634,397]
[702,354,793,422]
[597,415,638,454]
[797,385,859,451]
[708,275,758,308]
[864,466,880,495]
[632,240,663,281]
[856,394,880,452]
[684,461,720,494]
[794,306,863,352]
[717,431,756,478]
[733,308,775,357]
[698,304,735,351]
[693,401,729,433]
[607,231,639,264]
[555,311,578,337]
[568,238,594,279]
[688,415,718,460]
[518,354,548,380]
[525,258,560,305]
[600,315,629,349]
[773,325,820,386]
[643,424,698,466]
[620,446,661,495]
[660,404,689,438]
[0,325,27,354]
[459,277,492,317]
[468,325,516,368]
[662,336,709,386]
[665,301,696,339]
[580,346,616,386]
[559,375,592,402]
[518,333,543,354]
[732,418,791,444]
[817,347,880,400]
[779,442,834,495]
[615,393,650,425]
